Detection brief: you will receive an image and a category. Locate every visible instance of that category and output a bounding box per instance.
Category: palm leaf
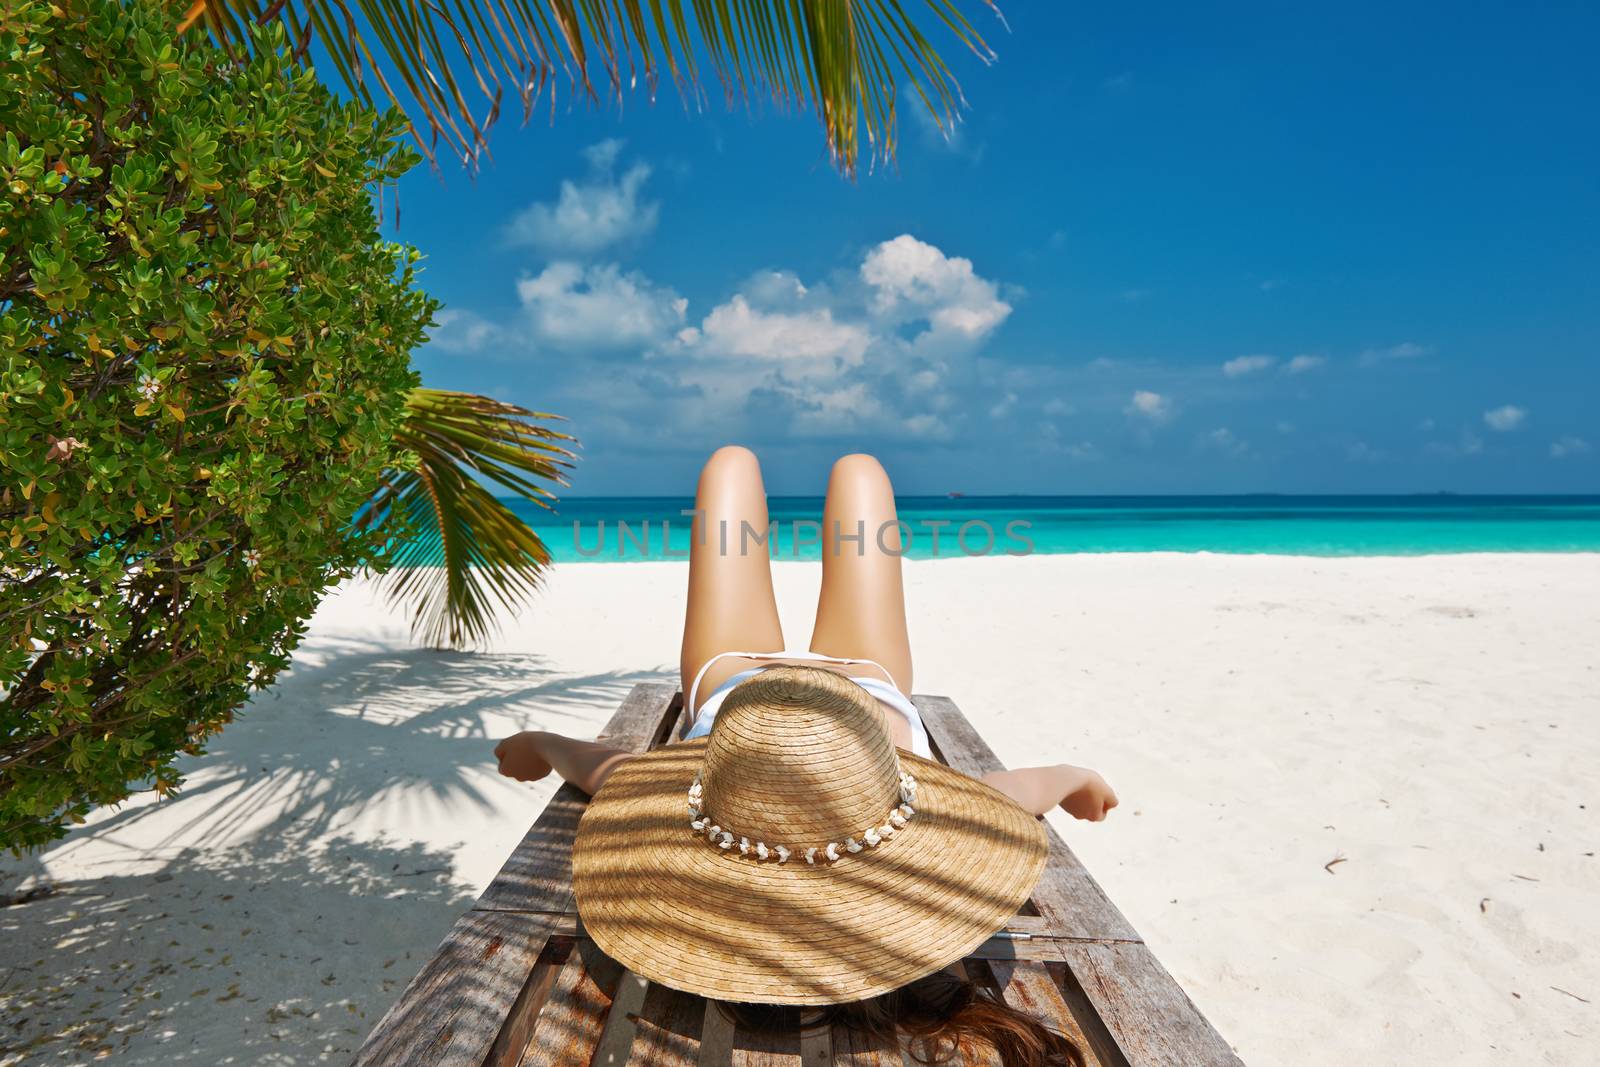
[366,388,576,648]
[176,0,1000,174]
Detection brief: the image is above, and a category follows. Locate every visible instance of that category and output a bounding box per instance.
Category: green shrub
[0,0,435,850]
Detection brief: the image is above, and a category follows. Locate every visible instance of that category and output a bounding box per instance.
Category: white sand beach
[3,553,1597,1065]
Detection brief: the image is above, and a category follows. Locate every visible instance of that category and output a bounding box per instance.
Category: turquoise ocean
[498,495,1600,562]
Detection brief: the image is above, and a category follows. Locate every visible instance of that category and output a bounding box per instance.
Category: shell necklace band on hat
[686,764,919,866]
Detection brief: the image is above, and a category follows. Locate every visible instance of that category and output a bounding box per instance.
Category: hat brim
[572,738,1048,1005]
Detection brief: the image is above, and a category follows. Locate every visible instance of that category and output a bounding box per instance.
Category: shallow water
[478,495,1600,562]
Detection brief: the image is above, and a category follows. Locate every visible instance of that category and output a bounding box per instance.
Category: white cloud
[428,308,500,353]
[1126,390,1172,422]
[1285,354,1326,374]
[1346,441,1383,462]
[582,139,624,170]
[516,262,685,349]
[1360,341,1433,366]
[1039,421,1097,459]
[788,382,886,435]
[1551,435,1592,458]
[657,235,1011,438]
[1222,354,1275,378]
[442,233,1013,444]
[1201,427,1248,456]
[695,296,870,373]
[860,235,1012,343]
[989,392,1019,418]
[1042,398,1074,416]
[1483,405,1527,432]
[909,91,965,153]
[1429,430,1485,458]
[505,139,659,256]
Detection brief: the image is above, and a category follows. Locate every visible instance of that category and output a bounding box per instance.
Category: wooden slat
[913,695,1139,943]
[729,1023,802,1067]
[485,937,573,1067]
[797,1022,831,1067]
[478,683,678,913]
[983,958,1106,1067]
[591,970,651,1065]
[1054,943,1243,1067]
[828,1020,898,1066]
[626,983,706,1066]
[696,1002,736,1066]
[517,946,626,1067]
[356,911,566,1067]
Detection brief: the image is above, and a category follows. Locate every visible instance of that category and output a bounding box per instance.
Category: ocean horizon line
[422,494,1600,561]
[499,491,1600,502]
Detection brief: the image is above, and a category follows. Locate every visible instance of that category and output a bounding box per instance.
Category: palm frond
[177,0,1001,174]
[367,388,576,648]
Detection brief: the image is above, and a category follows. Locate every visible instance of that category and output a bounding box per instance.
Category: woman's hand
[1056,764,1118,822]
[980,763,1119,819]
[493,732,554,783]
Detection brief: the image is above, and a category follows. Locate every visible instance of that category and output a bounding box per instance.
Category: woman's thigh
[808,454,913,695]
[680,446,785,710]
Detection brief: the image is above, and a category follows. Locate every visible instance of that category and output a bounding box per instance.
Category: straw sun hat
[572,666,1048,1005]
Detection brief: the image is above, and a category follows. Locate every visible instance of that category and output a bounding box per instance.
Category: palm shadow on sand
[0,638,672,1064]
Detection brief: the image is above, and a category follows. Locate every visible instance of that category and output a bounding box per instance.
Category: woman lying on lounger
[494,447,1116,1066]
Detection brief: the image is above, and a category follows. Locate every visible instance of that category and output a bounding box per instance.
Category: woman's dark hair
[718,967,1086,1066]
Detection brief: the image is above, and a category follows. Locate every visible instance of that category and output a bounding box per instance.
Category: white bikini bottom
[681,650,932,759]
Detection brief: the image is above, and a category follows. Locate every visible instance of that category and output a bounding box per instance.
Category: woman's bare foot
[494,732,554,783]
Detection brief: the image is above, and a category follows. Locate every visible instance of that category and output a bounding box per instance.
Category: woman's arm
[493,731,635,796]
[981,764,1118,821]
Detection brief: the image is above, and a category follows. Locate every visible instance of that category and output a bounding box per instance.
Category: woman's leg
[809,454,914,695]
[680,446,786,712]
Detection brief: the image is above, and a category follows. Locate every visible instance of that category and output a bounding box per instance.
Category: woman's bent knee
[701,444,760,480]
[829,452,889,486]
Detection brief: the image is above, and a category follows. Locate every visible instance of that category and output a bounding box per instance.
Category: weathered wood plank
[591,970,651,1066]
[478,683,677,913]
[485,936,573,1067]
[356,910,565,1067]
[797,1022,831,1067]
[626,983,707,1067]
[599,683,682,750]
[729,1021,802,1067]
[983,958,1107,1067]
[696,1002,736,1066]
[517,945,626,1067]
[913,695,1139,943]
[1054,942,1243,1067]
[828,1020,898,1066]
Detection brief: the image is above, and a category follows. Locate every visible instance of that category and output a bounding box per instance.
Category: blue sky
[385,0,1598,496]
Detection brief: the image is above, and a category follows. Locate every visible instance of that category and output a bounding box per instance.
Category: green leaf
[365,388,575,648]
[179,0,999,175]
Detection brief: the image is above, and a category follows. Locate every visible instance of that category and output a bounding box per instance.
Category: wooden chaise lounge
[357,685,1242,1066]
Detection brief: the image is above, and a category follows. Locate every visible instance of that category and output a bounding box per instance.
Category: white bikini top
[686,649,903,714]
